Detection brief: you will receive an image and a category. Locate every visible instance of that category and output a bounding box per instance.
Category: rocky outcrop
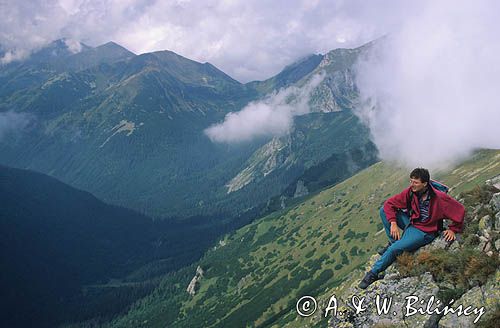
[322,187,500,327]
[322,250,441,328]
[490,192,500,212]
[329,271,440,327]
[186,265,204,296]
[439,271,499,328]
[485,174,500,190]
[225,137,291,193]
[293,180,309,198]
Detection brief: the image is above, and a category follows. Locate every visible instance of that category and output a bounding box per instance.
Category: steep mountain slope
[248,54,324,94]
[224,111,378,206]
[101,149,500,328]
[0,165,257,328]
[221,44,376,215]
[0,164,154,327]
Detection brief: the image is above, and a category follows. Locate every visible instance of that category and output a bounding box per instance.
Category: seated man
[358,168,465,289]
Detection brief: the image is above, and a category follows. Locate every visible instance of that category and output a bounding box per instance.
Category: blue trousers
[371,207,436,275]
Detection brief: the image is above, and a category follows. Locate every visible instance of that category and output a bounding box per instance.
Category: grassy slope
[104,149,500,328]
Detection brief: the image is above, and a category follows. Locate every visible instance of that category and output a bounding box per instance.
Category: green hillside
[100,149,500,328]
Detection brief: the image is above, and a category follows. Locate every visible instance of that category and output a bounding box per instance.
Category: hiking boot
[358,271,381,289]
[377,242,392,255]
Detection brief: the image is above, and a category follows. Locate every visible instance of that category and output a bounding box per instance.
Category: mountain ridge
[0,38,374,219]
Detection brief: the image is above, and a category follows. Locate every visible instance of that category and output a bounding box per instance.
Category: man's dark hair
[410,168,430,183]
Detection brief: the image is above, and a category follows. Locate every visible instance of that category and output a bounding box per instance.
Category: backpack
[406,180,449,232]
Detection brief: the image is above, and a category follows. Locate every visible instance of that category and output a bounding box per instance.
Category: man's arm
[443,194,466,233]
[383,188,411,223]
[383,188,411,240]
[444,196,466,233]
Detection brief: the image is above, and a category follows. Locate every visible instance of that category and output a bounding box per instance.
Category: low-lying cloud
[205,73,325,143]
[0,111,30,140]
[354,1,500,169]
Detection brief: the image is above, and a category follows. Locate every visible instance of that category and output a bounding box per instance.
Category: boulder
[485,174,500,190]
[327,271,440,328]
[489,192,500,212]
[439,270,499,327]
[186,265,204,296]
[478,215,492,231]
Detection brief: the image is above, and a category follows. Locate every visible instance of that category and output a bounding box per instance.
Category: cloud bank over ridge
[0,0,411,82]
[354,0,500,169]
[205,73,325,143]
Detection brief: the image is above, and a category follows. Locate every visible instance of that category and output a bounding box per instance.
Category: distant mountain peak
[27,38,92,64]
[96,41,135,56]
[129,49,241,86]
[246,53,324,93]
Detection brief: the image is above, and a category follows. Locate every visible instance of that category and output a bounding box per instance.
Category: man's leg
[359,226,436,289]
[370,226,436,276]
[378,207,410,253]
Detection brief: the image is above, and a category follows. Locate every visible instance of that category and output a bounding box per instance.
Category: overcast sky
[1,0,418,82]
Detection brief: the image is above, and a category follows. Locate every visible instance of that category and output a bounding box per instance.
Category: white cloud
[0,49,30,65]
[354,0,500,169]
[0,111,30,140]
[205,72,325,143]
[63,38,82,53]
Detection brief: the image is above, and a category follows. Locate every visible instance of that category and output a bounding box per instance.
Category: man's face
[410,177,428,193]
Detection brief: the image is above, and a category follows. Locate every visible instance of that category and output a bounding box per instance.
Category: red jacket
[383,185,465,233]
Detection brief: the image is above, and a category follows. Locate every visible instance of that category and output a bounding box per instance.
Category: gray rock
[481,229,491,240]
[477,236,489,252]
[294,180,309,198]
[483,241,492,253]
[472,205,484,216]
[419,236,460,252]
[438,270,499,327]
[490,192,500,211]
[328,273,440,328]
[280,195,287,209]
[485,174,500,189]
[186,265,204,296]
[479,215,492,231]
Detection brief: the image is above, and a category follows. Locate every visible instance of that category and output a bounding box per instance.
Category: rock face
[485,174,500,190]
[439,271,499,328]
[331,272,440,328]
[294,180,309,198]
[186,265,204,296]
[489,192,500,212]
[325,250,441,328]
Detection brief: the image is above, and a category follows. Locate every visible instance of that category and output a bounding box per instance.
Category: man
[358,168,465,289]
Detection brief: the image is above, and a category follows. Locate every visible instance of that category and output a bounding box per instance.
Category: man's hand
[443,229,456,241]
[390,222,401,240]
